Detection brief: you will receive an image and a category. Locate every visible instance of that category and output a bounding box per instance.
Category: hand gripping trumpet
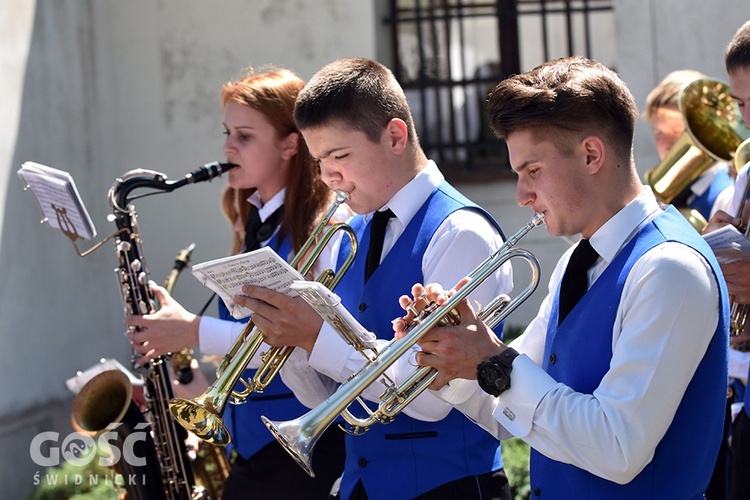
[168,191,357,445]
[261,213,545,477]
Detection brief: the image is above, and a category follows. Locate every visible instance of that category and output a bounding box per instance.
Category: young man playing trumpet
[395,56,729,499]
[233,57,514,499]
[703,19,750,500]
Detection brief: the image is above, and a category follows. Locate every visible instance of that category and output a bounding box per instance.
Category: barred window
[383,0,615,182]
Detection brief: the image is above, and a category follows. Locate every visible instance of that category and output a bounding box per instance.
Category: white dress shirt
[198,188,288,359]
[689,163,734,216]
[280,160,513,421]
[438,187,721,484]
[729,160,750,216]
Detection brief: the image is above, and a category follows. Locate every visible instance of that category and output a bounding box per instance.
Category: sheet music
[703,224,750,263]
[191,246,305,319]
[17,161,97,240]
[291,280,378,350]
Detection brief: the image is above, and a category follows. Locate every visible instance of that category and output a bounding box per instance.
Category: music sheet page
[191,247,305,319]
[18,161,96,240]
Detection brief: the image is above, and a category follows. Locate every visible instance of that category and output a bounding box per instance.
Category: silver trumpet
[261,213,545,477]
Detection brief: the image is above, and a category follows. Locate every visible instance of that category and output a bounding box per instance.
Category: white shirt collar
[366,160,443,229]
[588,186,662,266]
[690,162,727,196]
[247,187,286,222]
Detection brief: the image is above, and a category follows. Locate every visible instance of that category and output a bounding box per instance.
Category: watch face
[493,369,511,394]
[478,361,511,397]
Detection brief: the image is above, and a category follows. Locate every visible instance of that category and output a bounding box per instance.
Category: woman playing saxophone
[124,67,345,499]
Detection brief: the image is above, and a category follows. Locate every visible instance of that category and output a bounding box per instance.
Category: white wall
[617,0,750,180]
[0,0,376,496]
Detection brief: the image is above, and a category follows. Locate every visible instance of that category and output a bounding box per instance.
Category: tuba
[645,79,750,231]
[168,191,358,446]
[261,213,544,477]
[71,162,236,499]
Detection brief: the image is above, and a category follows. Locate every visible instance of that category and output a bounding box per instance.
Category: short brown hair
[294,57,418,145]
[487,56,637,160]
[726,21,750,74]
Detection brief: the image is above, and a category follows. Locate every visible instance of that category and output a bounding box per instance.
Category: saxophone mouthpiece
[185,162,238,184]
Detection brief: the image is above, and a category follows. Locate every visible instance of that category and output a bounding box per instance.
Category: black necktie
[558,239,599,325]
[365,209,394,282]
[244,205,285,252]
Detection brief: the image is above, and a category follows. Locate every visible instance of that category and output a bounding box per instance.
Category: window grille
[384,0,615,182]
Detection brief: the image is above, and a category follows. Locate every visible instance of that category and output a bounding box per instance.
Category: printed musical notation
[703,224,750,264]
[191,247,305,319]
[17,161,97,240]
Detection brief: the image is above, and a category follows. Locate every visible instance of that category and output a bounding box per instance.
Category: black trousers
[222,426,345,500]
[345,469,511,500]
[705,394,732,500]
[730,407,750,500]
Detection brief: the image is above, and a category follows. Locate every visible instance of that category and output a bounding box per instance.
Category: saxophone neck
[109,162,238,213]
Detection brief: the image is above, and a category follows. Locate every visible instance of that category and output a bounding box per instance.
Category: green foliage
[503,323,525,344]
[502,437,531,500]
[29,447,120,500]
[500,324,530,499]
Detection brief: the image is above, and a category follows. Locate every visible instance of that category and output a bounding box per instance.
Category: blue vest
[218,231,312,460]
[531,206,729,499]
[688,163,733,219]
[334,182,506,499]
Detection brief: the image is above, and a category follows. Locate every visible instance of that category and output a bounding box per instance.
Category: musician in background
[643,69,734,218]
[395,56,729,499]
[703,19,750,500]
[644,68,736,500]
[234,57,514,499]
[125,67,345,499]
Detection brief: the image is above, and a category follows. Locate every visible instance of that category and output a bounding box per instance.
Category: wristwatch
[477,347,520,397]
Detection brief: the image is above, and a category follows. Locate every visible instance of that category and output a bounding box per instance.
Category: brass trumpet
[168,191,357,445]
[261,213,545,477]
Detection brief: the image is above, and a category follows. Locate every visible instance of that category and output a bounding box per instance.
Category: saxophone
[106,162,234,499]
[164,243,198,384]
[163,243,231,499]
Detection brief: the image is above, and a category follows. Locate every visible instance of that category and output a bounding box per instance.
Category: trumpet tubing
[262,213,545,477]
[168,191,358,446]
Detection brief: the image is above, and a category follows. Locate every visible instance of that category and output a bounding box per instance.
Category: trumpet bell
[261,416,316,477]
[646,79,750,203]
[168,398,231,446]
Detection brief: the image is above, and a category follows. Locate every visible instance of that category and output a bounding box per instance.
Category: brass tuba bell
[646,78,750,204]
